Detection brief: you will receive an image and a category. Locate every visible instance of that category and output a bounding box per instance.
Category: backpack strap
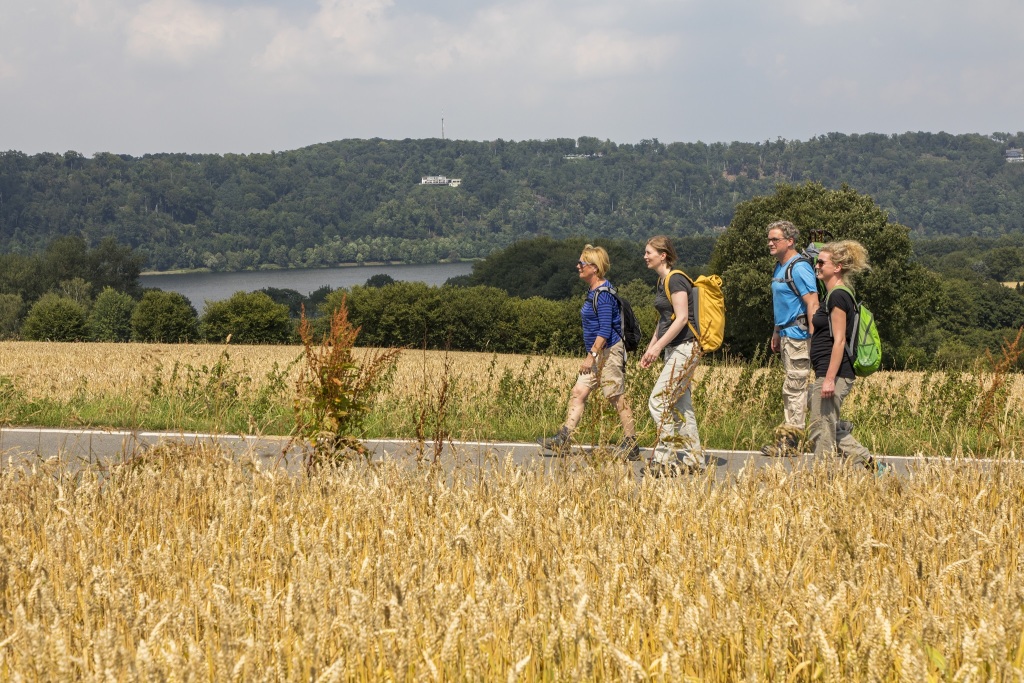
[663,269,698,340]
[782,255,813,299]
[589,285,622,339]
[824,285,858,360]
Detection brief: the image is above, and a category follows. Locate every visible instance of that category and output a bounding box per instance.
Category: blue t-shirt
[771,255,817,340]
[581,282,623,350]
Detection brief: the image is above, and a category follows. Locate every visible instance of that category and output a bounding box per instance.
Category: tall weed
[293,300,401,466]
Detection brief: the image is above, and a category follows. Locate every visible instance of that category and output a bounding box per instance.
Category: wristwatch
[590,350,599,358]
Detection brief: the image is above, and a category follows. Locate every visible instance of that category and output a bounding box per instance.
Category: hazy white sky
[2,0,1021,156]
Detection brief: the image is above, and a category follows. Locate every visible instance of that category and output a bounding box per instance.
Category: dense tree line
[4,180,1024,368]
[2,132,1023,272]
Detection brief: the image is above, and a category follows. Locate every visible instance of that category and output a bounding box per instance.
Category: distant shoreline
[140,259,476,277]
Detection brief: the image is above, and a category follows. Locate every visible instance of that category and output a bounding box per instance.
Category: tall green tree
[0,293,23,339]
[708,182,940,362]
[89,287,136,342]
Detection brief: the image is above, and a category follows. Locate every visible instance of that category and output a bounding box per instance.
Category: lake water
[140,262,474,309]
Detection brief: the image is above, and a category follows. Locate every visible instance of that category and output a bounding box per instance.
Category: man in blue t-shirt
[762,220,820,457]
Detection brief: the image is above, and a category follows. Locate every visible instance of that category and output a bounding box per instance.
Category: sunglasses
[577,260,594,268]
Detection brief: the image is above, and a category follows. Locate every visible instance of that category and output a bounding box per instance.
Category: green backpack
[826,285,882,377]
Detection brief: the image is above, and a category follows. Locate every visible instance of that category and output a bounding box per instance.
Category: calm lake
[140,262,474,309]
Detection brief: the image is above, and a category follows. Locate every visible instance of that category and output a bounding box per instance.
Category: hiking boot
[643,461,682,479]
[617,435,642,461]
[677,451,708,474]
[537,426,572,456]
[871,459,893,477]
[760,434,801,457]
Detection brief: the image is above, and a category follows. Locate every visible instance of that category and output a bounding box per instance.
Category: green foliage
[56,278,93,310]
[0,236,143,337]
[364,273,396,288]
[294,299,401,464]
[330,282,586,354]
[709,182,941,360]
[89,287,136,342]
[131,290,199,343]
[145,351,297,433]
[21,293,88,341]
[12,133,1022,273]
[199,291,293,344]
[258,287,305,317]
[0,294,23,339]
[468,236,656,300]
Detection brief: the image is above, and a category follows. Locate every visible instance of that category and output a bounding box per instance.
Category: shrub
[89,287,136,342]
[21,293,88,341]
[200,291,293,344]
[132,291,199,343]
[0,294,23,339]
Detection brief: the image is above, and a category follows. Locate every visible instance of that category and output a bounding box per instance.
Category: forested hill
[2,132,1023,271]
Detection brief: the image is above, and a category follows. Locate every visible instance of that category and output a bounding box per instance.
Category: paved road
[1,426,990,480]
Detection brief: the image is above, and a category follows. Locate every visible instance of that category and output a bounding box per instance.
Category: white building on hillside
[420,175,462,187]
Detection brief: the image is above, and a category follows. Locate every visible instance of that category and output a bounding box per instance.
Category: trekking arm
[802,292,819,335]
[822,305,847,398]
[654,290,689,354]
[591,290,616,344]
[640,329,660,368]
[582,335,608,374]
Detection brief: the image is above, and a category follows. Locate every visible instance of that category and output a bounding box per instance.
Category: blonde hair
[821,240,870,277]
[645,235,677,267]
[581,244,610,278]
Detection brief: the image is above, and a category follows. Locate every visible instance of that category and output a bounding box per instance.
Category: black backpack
[590,286,643,353]
[781,229,833,300]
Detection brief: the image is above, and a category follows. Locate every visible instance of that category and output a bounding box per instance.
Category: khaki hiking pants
[808,376,871,467]
[649,342,703,467]
[781,336,811,429]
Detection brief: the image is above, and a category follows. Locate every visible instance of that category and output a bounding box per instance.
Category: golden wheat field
[1,444,1022,680]
[0,341,574,403]
[4,340,1024,411]
[3,342,1024,679]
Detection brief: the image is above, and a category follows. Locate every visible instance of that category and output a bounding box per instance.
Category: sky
[1,0,1022,156]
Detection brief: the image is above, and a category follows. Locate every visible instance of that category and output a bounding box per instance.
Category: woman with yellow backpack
[639,235,712,477]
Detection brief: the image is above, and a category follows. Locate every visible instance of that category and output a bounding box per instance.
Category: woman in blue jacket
[538,244,640,460]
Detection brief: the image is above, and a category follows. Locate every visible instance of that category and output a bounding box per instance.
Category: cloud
[258,0,395,73]
[780,0,865,26]
[0,56,16,81]
[256,0,679,82]
[126,0,226,65]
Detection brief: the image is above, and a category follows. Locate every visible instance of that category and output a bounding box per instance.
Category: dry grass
[3,342,1024,456]
[0,444,1022,680]
[0,342,577,403]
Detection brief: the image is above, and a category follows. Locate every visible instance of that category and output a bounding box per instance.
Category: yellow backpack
[664,269,726,352]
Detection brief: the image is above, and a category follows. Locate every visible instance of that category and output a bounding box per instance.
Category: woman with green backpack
[809,240,887,472]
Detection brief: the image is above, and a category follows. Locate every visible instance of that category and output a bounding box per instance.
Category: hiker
[639,236,707,476]
[808,240,881,470]
[538,244,640,460]
[762,220,819,456]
